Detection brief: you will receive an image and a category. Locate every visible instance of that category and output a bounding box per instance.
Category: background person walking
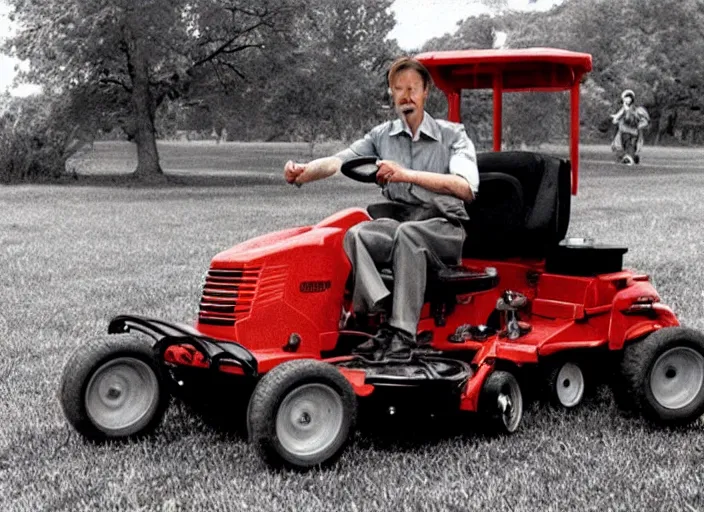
[611,89,650,165]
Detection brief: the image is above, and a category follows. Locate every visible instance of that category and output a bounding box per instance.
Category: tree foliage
[5,0,400,178]
[4,0,703,183]
[176,0,399,148]
[5,0,302,177]
[424,0,704,146]
[0,92,88,182]
[260,0,398,146]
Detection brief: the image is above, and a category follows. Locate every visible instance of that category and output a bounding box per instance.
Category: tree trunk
[124,23,163,179]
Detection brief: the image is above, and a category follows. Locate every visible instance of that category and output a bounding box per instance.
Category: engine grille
[198,267,260,326]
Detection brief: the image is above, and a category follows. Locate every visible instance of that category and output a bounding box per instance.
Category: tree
[265,0,398,147]
[0,92,87,182]
[5,0,300,178]
[196,0,399,148]
[119,0,400,149]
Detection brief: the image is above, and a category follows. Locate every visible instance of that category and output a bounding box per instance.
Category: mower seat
[365,151,570,260]
[380,265,499,298]
[464,151,571,259]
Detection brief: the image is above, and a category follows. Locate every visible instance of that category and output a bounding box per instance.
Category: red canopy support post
[446,90,461,123]
[570,80,580,195]
[492,72,503,152]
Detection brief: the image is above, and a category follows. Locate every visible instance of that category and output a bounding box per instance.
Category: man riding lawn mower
[60,49,704,471]
[284,56,478,361]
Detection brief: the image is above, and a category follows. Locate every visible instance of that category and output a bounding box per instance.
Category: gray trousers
[343,218,466,335]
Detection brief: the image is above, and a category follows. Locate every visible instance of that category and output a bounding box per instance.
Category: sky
[389,0,563,50]
[0,0,562,96]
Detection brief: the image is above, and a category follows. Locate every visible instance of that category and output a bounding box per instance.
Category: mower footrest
[338,356,472,390]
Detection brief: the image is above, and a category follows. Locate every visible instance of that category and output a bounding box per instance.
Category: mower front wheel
[546,360,586,408]
[247,359,357,470]
[479,370,523,434]
[60,335,169,441]
[621,327,704,425]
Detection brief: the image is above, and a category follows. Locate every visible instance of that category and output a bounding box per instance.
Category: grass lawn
[2,141,704,511]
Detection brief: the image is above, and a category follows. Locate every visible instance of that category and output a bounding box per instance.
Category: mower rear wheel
[621,327,704,424]
[247,359,357,470]
[479,370,523,434]
[60,335,169,441]
[546,361,585,408]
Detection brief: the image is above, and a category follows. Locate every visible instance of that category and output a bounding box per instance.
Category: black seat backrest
[463,151,571,259]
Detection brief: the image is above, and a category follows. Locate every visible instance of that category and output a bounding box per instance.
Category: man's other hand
[284,160,306,184]
[376,160,412,184]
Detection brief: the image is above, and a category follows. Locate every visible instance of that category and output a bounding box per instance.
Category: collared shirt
[335,111,479,222]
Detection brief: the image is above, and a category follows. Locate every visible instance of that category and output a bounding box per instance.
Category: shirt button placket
[408,135,414,195]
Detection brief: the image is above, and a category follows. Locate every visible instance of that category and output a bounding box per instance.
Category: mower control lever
[496,291,531,340]
[496,290,528,310]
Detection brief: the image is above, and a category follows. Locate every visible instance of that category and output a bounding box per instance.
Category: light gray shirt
[335,111,479,222]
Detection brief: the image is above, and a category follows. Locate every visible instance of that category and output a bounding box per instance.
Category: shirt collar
[389,111,440,141]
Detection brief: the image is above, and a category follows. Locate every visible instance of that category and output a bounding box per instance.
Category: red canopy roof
[415,48,593,93]
[415,48,593,195]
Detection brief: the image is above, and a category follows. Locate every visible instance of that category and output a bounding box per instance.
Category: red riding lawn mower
[61,48,704,470]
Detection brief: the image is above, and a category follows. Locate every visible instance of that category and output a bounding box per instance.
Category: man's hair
[387,57,432,90]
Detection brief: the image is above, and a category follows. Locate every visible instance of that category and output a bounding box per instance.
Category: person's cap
[621,89,635,100]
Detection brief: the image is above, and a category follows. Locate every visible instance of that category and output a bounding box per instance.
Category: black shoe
[353,325,394,356]
[385,330,415,360]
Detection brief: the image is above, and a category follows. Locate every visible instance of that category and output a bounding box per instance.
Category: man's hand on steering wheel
[284,160,306,186]
[376,160,413,185]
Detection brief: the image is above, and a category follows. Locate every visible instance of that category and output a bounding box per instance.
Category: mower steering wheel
[340,156,379,184]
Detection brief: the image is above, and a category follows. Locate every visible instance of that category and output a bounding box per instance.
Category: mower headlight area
[622,296,659,315]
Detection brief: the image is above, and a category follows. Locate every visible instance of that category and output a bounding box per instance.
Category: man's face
[623,96,633,106]
[390,68,428,126]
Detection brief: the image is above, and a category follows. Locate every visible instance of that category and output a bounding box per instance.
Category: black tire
[479,370,523,434]
[247,359,357,470]
[611,361,638,414]
[621,327,704,425]
[59,335,169,441]
[545,359,586,408]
